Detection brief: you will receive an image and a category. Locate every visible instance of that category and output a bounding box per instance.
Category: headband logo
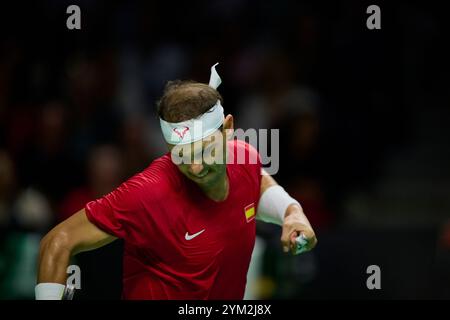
[173,126,190,139]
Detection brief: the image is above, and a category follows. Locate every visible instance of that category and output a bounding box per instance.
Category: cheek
[210,164,226,173]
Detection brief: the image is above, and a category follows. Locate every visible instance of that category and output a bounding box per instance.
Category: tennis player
[36,64,317,300]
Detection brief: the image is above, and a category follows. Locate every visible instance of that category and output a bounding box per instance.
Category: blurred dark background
[0,0,449,299]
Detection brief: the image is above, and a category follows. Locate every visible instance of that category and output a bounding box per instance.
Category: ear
[223,114,234,140]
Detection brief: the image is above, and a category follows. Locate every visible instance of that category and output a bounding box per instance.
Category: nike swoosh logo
[185,229,205,240]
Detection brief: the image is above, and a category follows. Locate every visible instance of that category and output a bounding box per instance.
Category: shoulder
[100,153,182,208]
[227,139,261,182]
[228,139,261,167]
[136,153,183,195]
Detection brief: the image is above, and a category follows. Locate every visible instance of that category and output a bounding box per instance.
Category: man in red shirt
[36,64,317,300]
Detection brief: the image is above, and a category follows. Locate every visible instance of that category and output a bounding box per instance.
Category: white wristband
[35,283,65,300]
[257,185,301,226]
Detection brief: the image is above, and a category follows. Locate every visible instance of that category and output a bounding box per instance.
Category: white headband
[159,63,224,145]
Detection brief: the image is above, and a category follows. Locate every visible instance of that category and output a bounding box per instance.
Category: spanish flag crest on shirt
[244,203,255,222]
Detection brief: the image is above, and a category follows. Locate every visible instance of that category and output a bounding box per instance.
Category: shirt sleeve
[85,155,179,247]
[245,141,262,186]
[233,140,262,203]
[85,173,146,240]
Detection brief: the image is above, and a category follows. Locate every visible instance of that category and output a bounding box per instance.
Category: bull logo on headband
[173,126,190,139]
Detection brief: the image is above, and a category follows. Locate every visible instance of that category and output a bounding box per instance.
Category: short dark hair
[156,80,223,123]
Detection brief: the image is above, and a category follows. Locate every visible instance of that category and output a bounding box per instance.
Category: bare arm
[260,169,317,254]
[37,208,116,284]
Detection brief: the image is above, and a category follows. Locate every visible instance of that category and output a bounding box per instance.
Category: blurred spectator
[15,101,78,204]
[119,116,159,178]
[237,51,301,130]
[0,150,52,299]
[65,51,121,161]
[59,144,124,222]
[279,107,335,230]
[0,151,16,227]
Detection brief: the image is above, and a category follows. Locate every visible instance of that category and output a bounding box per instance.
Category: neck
[199,170,229,202]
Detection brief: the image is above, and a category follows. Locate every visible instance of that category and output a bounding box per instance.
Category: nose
[188,163,204,175]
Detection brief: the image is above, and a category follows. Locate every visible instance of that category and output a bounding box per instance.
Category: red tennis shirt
[85,140,262,299]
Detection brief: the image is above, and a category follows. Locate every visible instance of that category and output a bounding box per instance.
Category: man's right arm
[36,208,116,297]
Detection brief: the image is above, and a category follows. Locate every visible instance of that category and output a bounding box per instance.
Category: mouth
[191,169,210,179]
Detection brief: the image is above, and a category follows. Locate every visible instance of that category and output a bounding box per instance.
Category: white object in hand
[295,233,309,254]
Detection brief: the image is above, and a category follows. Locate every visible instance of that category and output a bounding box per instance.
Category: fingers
[289,231,299,254]
[299,228,314,240]
[308,234,318,250]
[280,227,293,253]
[281,228,302,253]
[289,231,300,255]
[281,226,316,255]
[290,231,299,242]
[281,215,317,254]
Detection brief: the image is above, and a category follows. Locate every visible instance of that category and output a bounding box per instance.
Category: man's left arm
[257,169,317,254]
